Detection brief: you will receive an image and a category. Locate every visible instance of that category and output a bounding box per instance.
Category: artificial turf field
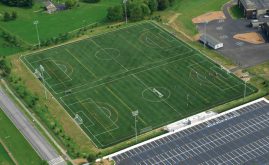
[21,22,256,148]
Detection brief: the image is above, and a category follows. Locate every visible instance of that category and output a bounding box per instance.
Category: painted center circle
[142,87,170,102]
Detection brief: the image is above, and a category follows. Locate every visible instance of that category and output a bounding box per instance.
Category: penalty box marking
[25,57,73,87]
[61,97,119,137]
[75,111,95,127]
[188,61,245,92]
[27,58,52,80]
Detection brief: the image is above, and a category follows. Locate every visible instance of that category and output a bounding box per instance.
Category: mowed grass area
[0,110,42,164]
[0,0,120,44]
[0,38,23,56]
[0,143,15,165]
[21,22,256,148]
[169,0,229,35]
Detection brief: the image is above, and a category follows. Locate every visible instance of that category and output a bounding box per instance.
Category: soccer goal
[74,114,83,125]
[152,88,164,98]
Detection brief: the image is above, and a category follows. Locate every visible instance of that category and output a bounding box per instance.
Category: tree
[158,0,169,10]
[83,0,100,3]
[107,5,123,21]
[129,3,143,21]
[0,57,11,77]
[3,12,11,22]
[65,0,78,9]
[168,0,175,6]
[141,3,151,16]
[0,0,33,7]
[87,153,96,163]
[11,11,17,20]
[148,0,158,13]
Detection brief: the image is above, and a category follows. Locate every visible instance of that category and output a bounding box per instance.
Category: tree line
[107,0,175,21]
[0,0,33,7]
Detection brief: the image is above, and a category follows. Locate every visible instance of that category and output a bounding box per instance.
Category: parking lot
[112,99,269,165]
[197,1,269,68]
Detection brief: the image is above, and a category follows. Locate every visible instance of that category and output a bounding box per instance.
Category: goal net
[152,88,163,98]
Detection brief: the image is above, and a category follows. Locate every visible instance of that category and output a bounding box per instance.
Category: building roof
[200,34,222,46]
[240,0,269,10]
[44,1,56,11]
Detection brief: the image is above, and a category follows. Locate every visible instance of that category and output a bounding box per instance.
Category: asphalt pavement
[197,0,269,68]
[0,88,66,165]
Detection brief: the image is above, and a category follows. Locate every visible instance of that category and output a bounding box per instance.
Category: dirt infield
[233,32,265,44]
[192,11,226,24]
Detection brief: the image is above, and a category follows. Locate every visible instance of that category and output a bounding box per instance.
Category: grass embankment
[164,0,229,36]
[229,5,244,19]
[0,110,43,165]
[0,143,15,165]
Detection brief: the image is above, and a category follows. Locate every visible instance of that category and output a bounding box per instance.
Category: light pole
[204,20,208,48]
[33,20,40,48]
[187,94,189,107]
[123,0,128,24]
[132,110,138,143]
[39,65,47,99]
[243,80,247,102]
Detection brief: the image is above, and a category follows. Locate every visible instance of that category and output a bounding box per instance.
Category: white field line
[102,97,269,161]
[151,21,256,94]
[57,45,192,94]
[76,111,95,127]
[59,96,105,147]
[19,55,101,149]
[20,21,154,58]
[132,74,181,116]
[60,53,196,98]
[61,97,119,139]
[24,23,194,96]
[188,61,250,92]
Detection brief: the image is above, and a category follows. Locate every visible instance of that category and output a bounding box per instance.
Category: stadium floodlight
[203,20,208,48]
[187,94,189,107]
[243,79,248,102]
[132,110,139,143]
[39,65,47,100]
[123,0,128,24]
[33,20,41,48]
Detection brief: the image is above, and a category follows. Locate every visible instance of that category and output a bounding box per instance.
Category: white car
[264,15,269,18]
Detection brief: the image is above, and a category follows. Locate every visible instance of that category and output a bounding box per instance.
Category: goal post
[74,114,83,125]
[151,88,163,98]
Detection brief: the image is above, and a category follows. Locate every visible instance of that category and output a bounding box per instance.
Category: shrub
[107,5,124,21]
[65,0,78,9]
[83,0,100,3]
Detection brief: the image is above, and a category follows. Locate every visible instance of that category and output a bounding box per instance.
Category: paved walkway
[0,87,65,165]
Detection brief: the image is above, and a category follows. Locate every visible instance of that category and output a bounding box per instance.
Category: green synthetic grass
[0,110,42,164]
[0,143,15,165]
[0,0,120,44]
[21,22,256,148]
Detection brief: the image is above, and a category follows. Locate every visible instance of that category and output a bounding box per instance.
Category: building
[44,1,57,14]
[262,22,269,38]
[250,19,264,27]
[200,34,223,50]
[238,0,269,19]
